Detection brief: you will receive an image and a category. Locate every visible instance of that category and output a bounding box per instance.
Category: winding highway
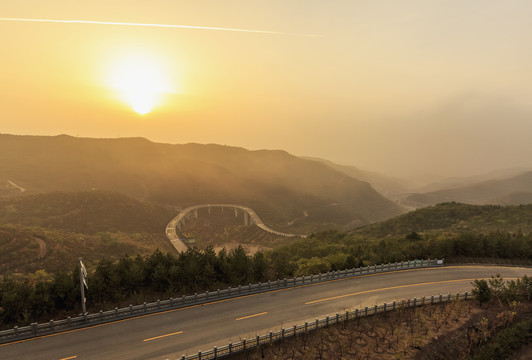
[1,265,531,360]
[166,204,305,252]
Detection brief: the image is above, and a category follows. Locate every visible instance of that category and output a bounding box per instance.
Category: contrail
[0,18,322,37]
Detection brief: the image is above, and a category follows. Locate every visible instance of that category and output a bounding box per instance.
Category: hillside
[0,191,177,273]
[0,134,406,231]
[0,190,175,234]
[355,202,532,237]
[0,225,175,274]
[400,171,532,208]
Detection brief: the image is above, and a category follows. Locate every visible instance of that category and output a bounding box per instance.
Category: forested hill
[0,190,175,234]
[354,202,532,237]
[0,134,406,231]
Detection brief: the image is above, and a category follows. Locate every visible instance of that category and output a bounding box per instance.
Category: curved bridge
[165,204,305,252]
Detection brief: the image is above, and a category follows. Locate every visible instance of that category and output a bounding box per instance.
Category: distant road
[165,204,305,252]
[7,180,26,193]
[2,265,531,360]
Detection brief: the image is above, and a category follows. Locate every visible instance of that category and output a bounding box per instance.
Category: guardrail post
[248,283,252,292]
[431,295,434,304]
[198,350,201,360]
[129,305,133,314]
[14,326,18,336]
[336,313,340,324]
[217,289,220,297]
[50,320,54,330]
[413,298,417,307]
[206,291,209,300]
[284,278,287,287]
[182,295,186,304]
[115,307,118,317]
[31,322,37,335]
[170,297,173,306]
[448,293,451,302]
[213,346,217,358]
[319,273,322,281]
[293,324,297,336]
[293,277,296,286]
[365,306,368,316]
[383,303,387,312]
[281,328,285,339]
[67,316,71,326]
[393,301,396,310]
[269,331,273,343]
[157,300,160,309]
[465,291,469,300]
[257,334,260,345]
[315,318,319,329]
[258,282,261,290]
[439,294,443,303]
[456,292,460,300]
[181,356,185,360]
[374,304,378,314]
[243,338,247,350]
[100,310,104,320]
[326,316,329,326]
[355,309,358,318]
[305,321,308,333]
[229,342,232,354]
[345,311,349,322]
[195,293,198,301]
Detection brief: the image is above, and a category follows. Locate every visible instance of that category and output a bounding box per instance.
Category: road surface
[1,265,530,360]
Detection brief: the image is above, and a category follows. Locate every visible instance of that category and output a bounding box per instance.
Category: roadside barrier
[0,259,444,344]
[180,290,469,360]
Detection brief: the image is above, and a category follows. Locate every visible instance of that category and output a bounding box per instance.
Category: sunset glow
[107,54,173,115]
[2,1,532,176]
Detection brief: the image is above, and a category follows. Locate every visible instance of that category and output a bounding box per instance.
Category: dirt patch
[34,237,47,258]
[214,242,272,255]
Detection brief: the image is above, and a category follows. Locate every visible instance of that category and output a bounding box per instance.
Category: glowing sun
[108,54,172,114]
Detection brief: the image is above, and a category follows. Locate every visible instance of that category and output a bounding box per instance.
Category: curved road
[1,265,531,360]
[166,204,305,252]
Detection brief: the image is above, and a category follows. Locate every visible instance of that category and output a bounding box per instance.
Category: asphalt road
[1,265,531,360]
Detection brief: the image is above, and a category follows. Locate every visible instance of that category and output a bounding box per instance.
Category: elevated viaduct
[165,204,305,252]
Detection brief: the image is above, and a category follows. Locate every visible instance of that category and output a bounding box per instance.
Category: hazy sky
[2,1,532,178]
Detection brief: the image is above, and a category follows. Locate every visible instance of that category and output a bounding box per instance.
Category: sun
[107,54,173,114]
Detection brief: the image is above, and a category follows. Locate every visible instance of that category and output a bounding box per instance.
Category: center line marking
[143,331,183,342]
[236,312,268,321]
[59,356,77,360]
[305,277,520,305]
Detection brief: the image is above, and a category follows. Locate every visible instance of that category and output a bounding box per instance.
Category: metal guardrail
[0,259,444,344]
[182,290,468,360]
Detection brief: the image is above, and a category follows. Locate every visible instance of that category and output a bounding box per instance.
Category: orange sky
[2,1,532,178]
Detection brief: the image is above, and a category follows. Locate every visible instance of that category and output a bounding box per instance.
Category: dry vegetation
[228,298,531,360]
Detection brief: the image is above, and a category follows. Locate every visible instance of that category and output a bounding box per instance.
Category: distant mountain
[302,157,412,197]
[400,171,532,208]
[0,134,406,232]
[414,167,532,193]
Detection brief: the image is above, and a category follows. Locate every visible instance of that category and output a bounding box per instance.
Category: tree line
[1,230,531,328]
[0,246,270,328]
